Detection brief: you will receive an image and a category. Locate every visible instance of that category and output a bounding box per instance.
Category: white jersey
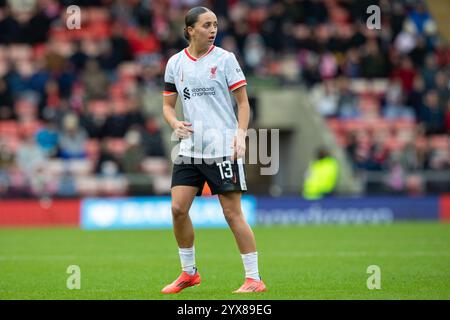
[163,45,247,158]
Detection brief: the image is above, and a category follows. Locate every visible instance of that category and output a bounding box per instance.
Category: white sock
[241,252,260,280]
[179,246,196,275]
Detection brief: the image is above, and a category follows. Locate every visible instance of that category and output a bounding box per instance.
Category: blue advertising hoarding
[256,197,440,225]
[81,196,257,230]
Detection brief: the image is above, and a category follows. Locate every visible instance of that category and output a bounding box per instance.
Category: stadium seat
[106,138,128,156]
[3,136,20,153]
[349,79,370,94]
[67,159,94,176]
[343,119,364,132]
[430,135,449,150]
[326,119,343,134]
[0,121,20,137]
[75,176,99,196]
[85,139,100,159]
[385,137,405,151]
[18,120,42,138]
[46,159,65,176]
[141,157,169,175]
[370,79,389,96]
[99,176,128,196]
[370,120,390,133]
[152,175,172,194]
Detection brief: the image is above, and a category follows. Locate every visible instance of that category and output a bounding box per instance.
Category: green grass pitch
[1,222,449,300]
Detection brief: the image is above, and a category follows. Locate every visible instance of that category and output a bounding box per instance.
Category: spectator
[0,140,14,196]
[98,36,130,72]
[341,48,361,78]
[408,75,426,119]
[445,98,450,133]
[435,38,450,67]
[407,1,437,37]
[58,113,87,159]
[243,33,265,74]
[399,140,420,171]
[126,26,161,58]
[420,53,438,90]
[418,90,445,135]
[336,76,359,119]
[15,133,51,196]
[69,41,88,73]
[383,91,415,120]
[394,24,417,55]
[318,52,338,80]
[301,52,321,88]
[428,145,450,170]
[390,56,416,94]
[0,2,51,44]
[95,140,123,176]
[360,40,387,78]
[56,169,77,198]
[141,116,165,157]
[35,118,58,157]
[410,36,428,67]
[120,129,146,174]
[385,152,405,193]
[13,91,40,121]
[366,132,390,171]
[80,99,109,139]
[434,71,450,110]
[103,100,133,137]
[0,77,13,119]
[81,59,109,100]
[311,80,338,118]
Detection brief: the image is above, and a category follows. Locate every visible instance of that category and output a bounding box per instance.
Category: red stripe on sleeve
[229,80,247,91]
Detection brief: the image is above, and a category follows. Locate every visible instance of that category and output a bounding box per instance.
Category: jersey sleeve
[225,53,247,92]
[163,58,177,96]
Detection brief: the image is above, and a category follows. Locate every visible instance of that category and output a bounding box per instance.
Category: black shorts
[171,156,248,196]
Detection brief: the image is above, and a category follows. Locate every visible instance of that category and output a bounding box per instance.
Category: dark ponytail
[184,6,211,41]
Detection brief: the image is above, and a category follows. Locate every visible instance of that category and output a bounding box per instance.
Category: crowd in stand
[0,0,449,197]
[297,0,449,194]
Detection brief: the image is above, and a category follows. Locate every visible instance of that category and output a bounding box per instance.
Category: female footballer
[161,6,266,294]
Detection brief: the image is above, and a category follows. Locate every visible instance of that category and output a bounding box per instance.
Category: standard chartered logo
[183,87,190,100]
[190,87,216,97]
[183,87,216,99]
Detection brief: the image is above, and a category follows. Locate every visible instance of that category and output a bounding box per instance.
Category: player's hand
[173,121,194,139]
[231,130,246,161]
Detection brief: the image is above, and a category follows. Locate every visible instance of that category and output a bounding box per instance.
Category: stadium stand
[0,0,448,198]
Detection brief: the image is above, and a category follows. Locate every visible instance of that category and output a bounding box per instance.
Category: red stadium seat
[394,120,416,132]
[430,135,449,150]
[85,139,100,159]
[370,119,390,133]
[141,157,169,175]
[0,121,19,137]
[3,136,20,153]
[385,137,404,151]
[106,138,127,156]
[326,119,342,134]
[342,119,359,132]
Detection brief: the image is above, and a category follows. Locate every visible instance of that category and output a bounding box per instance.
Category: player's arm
[163,92,193,139]
[231,85,250,160]
[232,85,250,133]
[162,92,179,129]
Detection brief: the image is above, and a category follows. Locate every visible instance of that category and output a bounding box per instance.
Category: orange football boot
[161,271,201,294]
[233,278,266,293]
